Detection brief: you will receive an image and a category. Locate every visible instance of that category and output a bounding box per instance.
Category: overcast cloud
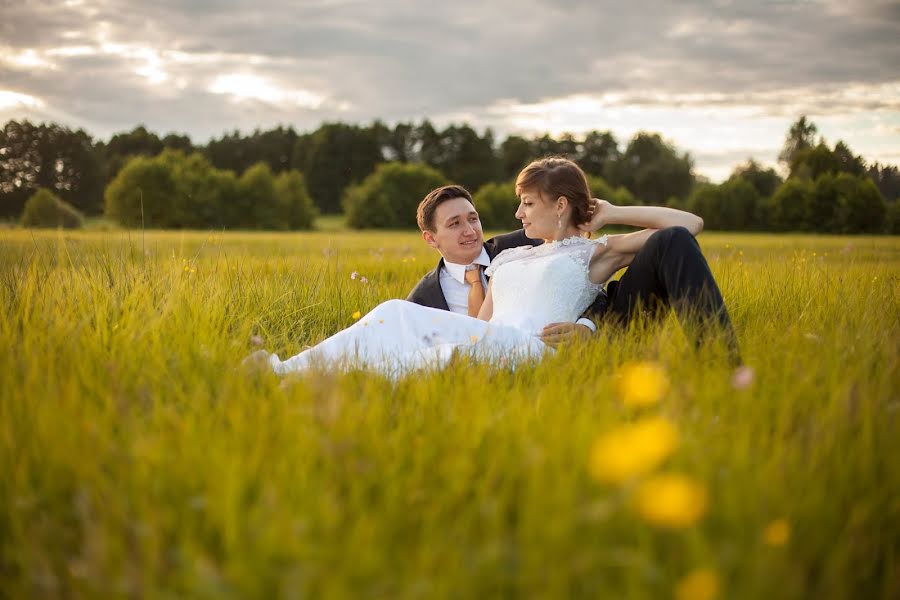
[1,0,898,180]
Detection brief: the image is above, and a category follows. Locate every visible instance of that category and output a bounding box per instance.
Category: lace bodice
[485,235,607,334]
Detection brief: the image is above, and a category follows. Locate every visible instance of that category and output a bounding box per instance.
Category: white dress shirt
[439,247,597,331]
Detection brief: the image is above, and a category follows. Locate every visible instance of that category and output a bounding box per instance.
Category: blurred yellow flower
[589,417,679,485]
[675,568,720,600]
[632,473,708,529]
[351,310,362,320]
[762,518,790,546]
[617,361,669,407]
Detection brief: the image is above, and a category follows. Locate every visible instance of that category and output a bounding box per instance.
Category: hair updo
[515,157,592,226]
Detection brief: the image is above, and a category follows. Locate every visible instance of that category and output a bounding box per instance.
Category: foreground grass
[1,229,898,599]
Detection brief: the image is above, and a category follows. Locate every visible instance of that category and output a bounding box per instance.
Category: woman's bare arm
[582,200,703,235]
[584,200,704,284]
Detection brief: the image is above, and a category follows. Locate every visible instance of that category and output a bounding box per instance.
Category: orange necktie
[464,266,485,317]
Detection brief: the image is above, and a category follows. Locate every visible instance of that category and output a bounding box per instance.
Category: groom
[406,185,608,345]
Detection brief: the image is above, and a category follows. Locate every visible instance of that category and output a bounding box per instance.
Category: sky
[1,0,898,181]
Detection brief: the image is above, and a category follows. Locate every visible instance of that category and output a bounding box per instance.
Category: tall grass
[1,229,898,599]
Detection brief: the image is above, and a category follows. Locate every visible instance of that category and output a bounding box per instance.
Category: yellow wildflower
[675,568,720,600]
[588,417,679,485]
[631,473,708,528]
[762,518,790,546]
[351,310,361,320]
[617,361,669,407]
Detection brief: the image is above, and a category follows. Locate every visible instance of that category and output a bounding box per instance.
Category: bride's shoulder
[591,234,610,253]
[559,234,609,256]
[485,244,534,276]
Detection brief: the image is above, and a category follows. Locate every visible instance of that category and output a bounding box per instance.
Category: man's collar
[442,247,490,284]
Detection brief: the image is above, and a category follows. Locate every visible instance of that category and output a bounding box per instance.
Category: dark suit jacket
[406,229,609,320]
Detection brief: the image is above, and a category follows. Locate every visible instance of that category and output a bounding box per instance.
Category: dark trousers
[605,227,741,363]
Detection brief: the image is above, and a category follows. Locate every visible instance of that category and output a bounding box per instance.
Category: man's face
[423,197,484,264]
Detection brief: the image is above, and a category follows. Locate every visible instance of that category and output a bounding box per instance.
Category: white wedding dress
[266,235,607,377]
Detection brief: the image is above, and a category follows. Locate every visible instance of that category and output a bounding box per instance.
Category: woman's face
[515,187,559,239]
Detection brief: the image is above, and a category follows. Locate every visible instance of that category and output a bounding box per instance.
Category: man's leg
[608,226,741,363]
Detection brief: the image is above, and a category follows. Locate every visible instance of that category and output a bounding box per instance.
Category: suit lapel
[423,258,450,311]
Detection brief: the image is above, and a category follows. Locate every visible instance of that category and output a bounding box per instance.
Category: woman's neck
[545,226,584,243]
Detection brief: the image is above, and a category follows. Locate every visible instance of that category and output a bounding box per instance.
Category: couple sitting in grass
[252,157,739,376]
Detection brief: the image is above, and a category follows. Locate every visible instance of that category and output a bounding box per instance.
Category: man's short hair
[416,185,473,232]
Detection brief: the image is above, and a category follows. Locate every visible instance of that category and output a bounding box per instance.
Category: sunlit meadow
[1,227,898,599]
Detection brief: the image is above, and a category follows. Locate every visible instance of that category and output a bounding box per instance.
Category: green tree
[101,125,164,180]
[373,121,419,163]
[1,120,104,218]
[99,127,195,205]
[416,120,444,168]
[718,178,762,230]
[423,125,498,191]
[205,126,297,175]
[778,116,818,168]
[20,187,84,228]
[729,159,782,198]
[885,199,900,234]
[790,143,840,180]
[500,136,533,180]
[237,162,282,229]
[766,178,813,231]
[473,181,519,230]
[586,175,638,206]
[161,133,194,154]
[687,183,726,230]
[161,150,231,229]
[302,123,383,214]
[867,162,900,202]
[607,133,694,204]
[556,133,579,157]
[344,162,447,229]
[104,155,177,227]
[275,170,317,230]
[579,131,620,179]
[533,134,565,158]
[833,174,886,234]
[832,141,866,176]
[806,173,843,232]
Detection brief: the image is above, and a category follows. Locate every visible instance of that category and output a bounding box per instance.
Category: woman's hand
[579,198,614,232]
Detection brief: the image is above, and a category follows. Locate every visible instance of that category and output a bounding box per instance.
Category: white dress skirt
[267,235,607,377]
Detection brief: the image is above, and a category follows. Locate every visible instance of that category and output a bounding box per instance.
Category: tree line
[2,116,898,233]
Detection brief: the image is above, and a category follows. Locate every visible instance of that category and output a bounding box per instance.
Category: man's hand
[541,323,592,347]
[579,198,614,232]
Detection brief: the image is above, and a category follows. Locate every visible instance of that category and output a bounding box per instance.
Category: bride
[257,158,728,376]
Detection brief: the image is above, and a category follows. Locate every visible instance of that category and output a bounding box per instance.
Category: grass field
[1,227,898,599]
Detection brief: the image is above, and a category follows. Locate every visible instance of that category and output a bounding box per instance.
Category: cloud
[0,0,898,180]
